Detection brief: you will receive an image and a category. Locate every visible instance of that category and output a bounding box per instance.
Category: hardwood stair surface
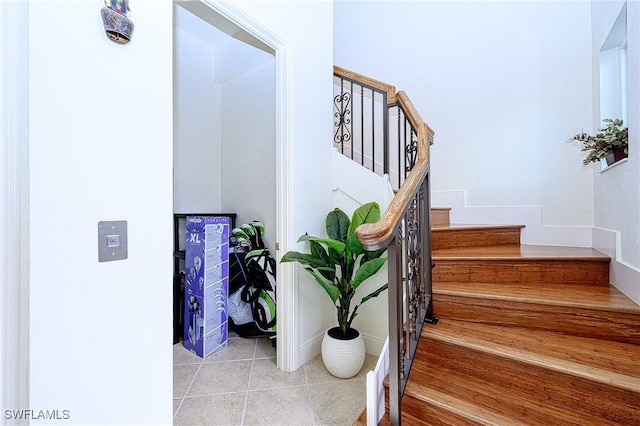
[432,244,610,284]
[432,224,524,250]
[431,208,451,227]
[433,281,640,344]
[387,216,640,425]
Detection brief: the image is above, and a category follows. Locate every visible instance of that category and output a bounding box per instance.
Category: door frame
[1,0,30,411]
[180,0,298,371]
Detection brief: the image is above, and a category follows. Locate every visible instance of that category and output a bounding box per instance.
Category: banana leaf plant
[281,202,388,338]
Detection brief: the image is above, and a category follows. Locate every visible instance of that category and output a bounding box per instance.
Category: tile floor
[173,333,376,425]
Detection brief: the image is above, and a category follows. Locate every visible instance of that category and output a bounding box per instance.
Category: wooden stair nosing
[423,326,640,394]
[433,281,640,309]
[432,244,611,260]
[433,286,640,314]
[432,224,525,232]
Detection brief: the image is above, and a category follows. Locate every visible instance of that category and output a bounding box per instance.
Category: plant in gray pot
[281,202,388,378]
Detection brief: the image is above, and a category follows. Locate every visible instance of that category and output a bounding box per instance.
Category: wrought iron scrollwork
[406,199,421,339]
[405,130,418,175]
[334,92,352,147]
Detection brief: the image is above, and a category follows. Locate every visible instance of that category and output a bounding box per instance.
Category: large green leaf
[349,202,380,233]
[362,247,387,263]
[280,251,328,269]
[351,257,387,290]
[326,208,350,243]
[348,202,381,256]
[298,234,346,254]
[359,283,388,305]
[310,241,335,280]
[304,267,341,303]
[309,240,328,262]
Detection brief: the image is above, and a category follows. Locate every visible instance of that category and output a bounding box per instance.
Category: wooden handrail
[357,149,429,250]
[334,65,398,103]
[356,113,433,251]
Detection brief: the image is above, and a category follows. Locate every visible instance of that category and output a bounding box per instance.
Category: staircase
[384,207,640,425]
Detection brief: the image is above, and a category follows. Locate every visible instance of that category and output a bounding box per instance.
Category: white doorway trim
[1,0,30,411]
[178,0,298,371]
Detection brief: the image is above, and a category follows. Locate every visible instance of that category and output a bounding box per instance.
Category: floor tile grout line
[303,364,318,426]
[173,398,184,420]
[174,357,204,419]
[183,358,204,398]
[240,338,259,425]
[180,390,248,399]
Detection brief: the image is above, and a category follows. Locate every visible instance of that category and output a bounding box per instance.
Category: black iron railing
[335,66,437,425]
[333,72,389,182]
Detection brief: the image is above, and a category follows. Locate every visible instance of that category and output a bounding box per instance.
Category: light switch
[106,235,121,247]
[98,221,128,262]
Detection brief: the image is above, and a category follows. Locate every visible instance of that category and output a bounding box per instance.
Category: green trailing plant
[568,118,629,166]
[281,202,388,338]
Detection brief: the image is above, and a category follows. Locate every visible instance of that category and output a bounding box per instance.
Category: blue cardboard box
[183,216,230,357]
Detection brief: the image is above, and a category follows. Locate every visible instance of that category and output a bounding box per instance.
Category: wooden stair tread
[404,359,627,426]
[434,281,640,312]
[402,384,531,426]
[422,319,640,390]
[433,244,610,260]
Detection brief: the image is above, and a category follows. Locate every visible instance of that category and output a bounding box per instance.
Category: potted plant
[281,202,388,378]
[568,118,629,166]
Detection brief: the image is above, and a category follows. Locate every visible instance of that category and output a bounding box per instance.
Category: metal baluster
[397,108,402,190]
[371,88,376,173]
[361,84,364,167]
[383,93,389,177]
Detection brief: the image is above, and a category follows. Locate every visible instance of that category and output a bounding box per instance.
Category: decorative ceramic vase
[321,327,366,378]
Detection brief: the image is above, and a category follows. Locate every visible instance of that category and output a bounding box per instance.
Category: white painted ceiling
[174,3,274,85]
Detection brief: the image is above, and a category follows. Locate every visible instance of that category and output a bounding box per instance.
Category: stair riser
[432,259,610,284]
[431,209,450,227]
[432,228,521,250]
[433,293,640,344]
[416,340,640,425]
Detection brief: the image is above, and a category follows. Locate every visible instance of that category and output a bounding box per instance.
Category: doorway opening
[173,1,295,371]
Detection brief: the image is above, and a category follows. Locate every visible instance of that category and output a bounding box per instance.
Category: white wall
[174,28,223,213]
[231,0,336,367]
[28,2,173,425]
[334,1,639,303]
[334,1,594,228]
[333,151,394,355]
[221,61,277,249]
[591,0,640,301]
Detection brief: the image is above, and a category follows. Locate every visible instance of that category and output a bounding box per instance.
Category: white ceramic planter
[321,327,366,378]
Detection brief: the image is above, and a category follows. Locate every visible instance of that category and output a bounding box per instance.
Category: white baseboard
[592,227,640,305]
[432,190,592,247]
[298,332,323,369]
[361,332,386,356]
[432,190,640,307]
